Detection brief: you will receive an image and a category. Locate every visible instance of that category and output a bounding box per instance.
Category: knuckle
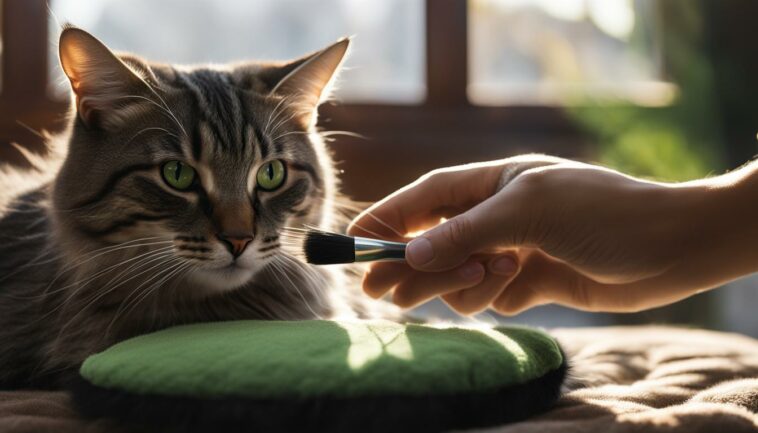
[442,216,475,248]
[513,168,552,192]
[499,156,554,188]
[419,168,443,183]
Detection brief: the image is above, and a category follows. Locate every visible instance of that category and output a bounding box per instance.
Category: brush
[302,230,407,265]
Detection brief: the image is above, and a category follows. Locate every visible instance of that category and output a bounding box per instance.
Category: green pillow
[72,320,566,433]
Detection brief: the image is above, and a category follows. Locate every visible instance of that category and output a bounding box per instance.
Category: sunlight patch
[337,320,414,371]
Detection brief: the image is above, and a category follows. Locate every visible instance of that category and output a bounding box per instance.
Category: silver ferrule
[354,237,407,262]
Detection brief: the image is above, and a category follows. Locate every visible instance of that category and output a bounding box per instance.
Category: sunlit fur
[0,28,396,389]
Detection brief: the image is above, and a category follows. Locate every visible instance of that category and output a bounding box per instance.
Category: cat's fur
[0,27,388,388]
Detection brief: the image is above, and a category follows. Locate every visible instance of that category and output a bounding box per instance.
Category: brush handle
[354,237,407,262]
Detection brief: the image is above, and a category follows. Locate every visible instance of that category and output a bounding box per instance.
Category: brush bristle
[303,231,356,265]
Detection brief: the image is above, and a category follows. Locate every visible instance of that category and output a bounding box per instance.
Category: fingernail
[491,256,518,276]
[459,262,484,280]
[407,238,434,265]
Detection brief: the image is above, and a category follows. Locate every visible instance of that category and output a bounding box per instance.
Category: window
[468,0,675,106]
[48,0,425,103]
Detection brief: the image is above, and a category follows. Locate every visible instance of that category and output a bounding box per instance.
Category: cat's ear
[59,27,153,130]
[269,38,350,126]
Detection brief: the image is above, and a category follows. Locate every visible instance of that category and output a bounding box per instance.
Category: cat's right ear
[59,27,151,130]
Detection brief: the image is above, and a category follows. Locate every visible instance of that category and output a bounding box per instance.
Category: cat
[0,27,392,389]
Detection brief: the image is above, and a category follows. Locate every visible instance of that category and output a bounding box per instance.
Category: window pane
[49,0,425,103]
[469,0,674,106]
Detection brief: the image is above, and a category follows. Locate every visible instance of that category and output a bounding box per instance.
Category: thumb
[405,197,508,271]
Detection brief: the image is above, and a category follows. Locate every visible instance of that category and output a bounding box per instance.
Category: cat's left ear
[59,27,154,130]
[269,38,350,127]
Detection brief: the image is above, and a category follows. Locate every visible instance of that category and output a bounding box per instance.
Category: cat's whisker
[58,238,173,272]
[38,239,173,298]
[343,221,387,240]
[114,94,188,139]
[53,250,179,338]
[285,265,334,314]
[264,94,296,136]
[69,248,178,307]
[93,248,178,295]
[103,258,188,339]
[39,247,176,320]
[116,260,190,326]
[306,195,407,239]
[125,126,179,146]
[36,244,175,302]
[267,256,324,320]
[276,252,331,299]
[31,237,171,296]
[145,86,190,139]
[47,253,179,345]
[270,130,308,143]
[0,231,50,242]
[268,110,302,142]
[319,130,366,139]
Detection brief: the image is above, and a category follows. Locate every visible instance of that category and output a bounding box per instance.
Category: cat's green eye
[162,161,196,190]
[256,159,287,191]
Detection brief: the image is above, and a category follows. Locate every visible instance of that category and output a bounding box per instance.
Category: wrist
[709,162,758,247]
[676,167,758,287]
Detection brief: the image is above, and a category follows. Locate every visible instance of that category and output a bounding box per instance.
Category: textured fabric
[79,320,564,398]
[2,326,757,433]
[487,326,758,433]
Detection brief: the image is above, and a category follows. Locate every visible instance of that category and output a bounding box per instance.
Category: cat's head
[51,27,347,293]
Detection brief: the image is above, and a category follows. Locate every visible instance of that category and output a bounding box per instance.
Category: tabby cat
[0,27,386,388]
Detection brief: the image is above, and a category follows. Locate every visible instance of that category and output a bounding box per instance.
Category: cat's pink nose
[216,233,253,258]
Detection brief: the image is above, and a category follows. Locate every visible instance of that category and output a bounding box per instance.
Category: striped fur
[0,28,397,389]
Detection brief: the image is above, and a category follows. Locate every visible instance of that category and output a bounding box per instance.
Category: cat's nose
[216,233,253,258]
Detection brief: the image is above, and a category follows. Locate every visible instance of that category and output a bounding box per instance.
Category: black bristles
[303,230,356,264]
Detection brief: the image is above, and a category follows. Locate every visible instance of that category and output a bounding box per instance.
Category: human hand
[348,155,750,315]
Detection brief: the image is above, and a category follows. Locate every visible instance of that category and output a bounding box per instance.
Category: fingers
[492,251,613,315]
[347,164,503,240]
[362,253,520,314]
[443,255,520,314]
[361,262,412,299]
[392,261,485,308]
[365,247,660,317]
[404,188,523,272]
[361,260,487,308]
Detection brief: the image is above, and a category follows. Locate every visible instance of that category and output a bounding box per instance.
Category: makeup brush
[302,230,406,265]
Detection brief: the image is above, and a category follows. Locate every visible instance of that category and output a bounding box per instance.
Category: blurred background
[0,0,756,335]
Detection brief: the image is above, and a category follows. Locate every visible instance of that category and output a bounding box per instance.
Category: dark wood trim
[320,104,578,136]
[0,0,56,165]
[425,0,468,107]
[319,104,587,200]
[2,0,48,103]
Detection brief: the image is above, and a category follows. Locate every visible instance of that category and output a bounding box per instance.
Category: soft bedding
[1,326,756,433]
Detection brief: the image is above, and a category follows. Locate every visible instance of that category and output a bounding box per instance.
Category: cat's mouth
[185,254,268,294]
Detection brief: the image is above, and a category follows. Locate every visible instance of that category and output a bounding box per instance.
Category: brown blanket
[1,326,757,433]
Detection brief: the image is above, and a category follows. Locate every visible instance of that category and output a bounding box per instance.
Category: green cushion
[73,320,566,433]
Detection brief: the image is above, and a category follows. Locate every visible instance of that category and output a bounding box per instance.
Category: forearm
[675,160,758,290]
[717,160,758,269]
